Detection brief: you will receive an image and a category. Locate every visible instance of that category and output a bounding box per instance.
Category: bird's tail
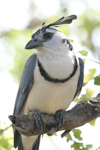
[19,135,40,150]
[32,136,40,150]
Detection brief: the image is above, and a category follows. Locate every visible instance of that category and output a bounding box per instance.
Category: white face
[42,28,67,52]
[25,27,73,54]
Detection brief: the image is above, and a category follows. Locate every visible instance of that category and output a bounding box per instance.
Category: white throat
[37,48,75,79]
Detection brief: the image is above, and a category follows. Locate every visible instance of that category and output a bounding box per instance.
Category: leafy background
[0,0,100,149]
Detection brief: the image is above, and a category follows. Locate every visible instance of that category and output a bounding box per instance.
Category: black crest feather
[45,15,77,28]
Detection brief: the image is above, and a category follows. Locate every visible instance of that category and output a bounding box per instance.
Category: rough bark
[9,94,100,137]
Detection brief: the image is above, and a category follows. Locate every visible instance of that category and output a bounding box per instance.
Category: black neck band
[37,56,78,83]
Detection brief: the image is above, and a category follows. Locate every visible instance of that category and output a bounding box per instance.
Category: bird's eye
[43,32,54,40]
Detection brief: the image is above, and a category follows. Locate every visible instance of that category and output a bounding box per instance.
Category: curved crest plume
[43,15,77,29]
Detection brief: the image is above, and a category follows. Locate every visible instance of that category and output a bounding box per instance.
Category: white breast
[23,51,80,115]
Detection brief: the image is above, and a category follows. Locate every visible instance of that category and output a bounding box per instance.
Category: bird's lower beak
[25,39,43,49]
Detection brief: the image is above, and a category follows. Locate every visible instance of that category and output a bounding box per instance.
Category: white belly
[23,65,79,115]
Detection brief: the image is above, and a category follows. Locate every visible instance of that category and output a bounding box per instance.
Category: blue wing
[74,57,84,99]
[13,53,37,115]
[13,53,37,148]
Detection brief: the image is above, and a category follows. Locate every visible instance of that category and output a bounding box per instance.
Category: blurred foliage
[1,0,100,83]
[74,88,95,102]
[89,119,96,126]
[65,129,92,150]
[65,128,100,150]
[94,76,100,85]
[1,29,36,82]
[0,124,15,150]
[0,0,100,149]
[79,50,88,56]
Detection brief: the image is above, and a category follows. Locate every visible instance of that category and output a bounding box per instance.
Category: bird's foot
[28,109,45,135]
[55,110,64,131]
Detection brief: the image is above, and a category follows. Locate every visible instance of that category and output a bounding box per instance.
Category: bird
[13,15,84,150]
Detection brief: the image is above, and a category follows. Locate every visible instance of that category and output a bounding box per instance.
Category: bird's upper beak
[25,39,43,49]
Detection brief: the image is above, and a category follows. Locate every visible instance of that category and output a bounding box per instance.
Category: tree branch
[9,94,100,137]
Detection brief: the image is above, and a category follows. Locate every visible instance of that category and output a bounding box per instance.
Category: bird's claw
[28,109,45,135]
[55,110,64,131]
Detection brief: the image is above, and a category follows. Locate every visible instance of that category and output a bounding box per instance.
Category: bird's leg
[28,109,45,135]
[47,110,64,136]
[55,110,64,131]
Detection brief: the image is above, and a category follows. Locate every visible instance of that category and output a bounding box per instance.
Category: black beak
[25,39,43,49]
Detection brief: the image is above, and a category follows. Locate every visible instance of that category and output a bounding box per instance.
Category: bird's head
[25,15,77,53]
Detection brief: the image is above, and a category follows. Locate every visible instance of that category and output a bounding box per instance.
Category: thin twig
[0,124,12,134]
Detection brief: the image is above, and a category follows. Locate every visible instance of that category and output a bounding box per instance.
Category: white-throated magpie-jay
[13,15,84,150]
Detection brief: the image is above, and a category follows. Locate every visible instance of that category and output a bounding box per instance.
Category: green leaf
[89,119,96,126]
[74,97,80,102]
[82,144,92,150]
[89,69,96,75]
[65,133,72,142]
[80,88,95,101]
[86,144,92,149]
[79,50,88,56]
[86,88,95,98]
[71,141,83,150]
[71,141,92,150]
[94,76,100,85]
[53,132,57,136]
[83,59,86,63]
[84,74,94,85]
[69,39,74,42]
[73,129,83,141]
